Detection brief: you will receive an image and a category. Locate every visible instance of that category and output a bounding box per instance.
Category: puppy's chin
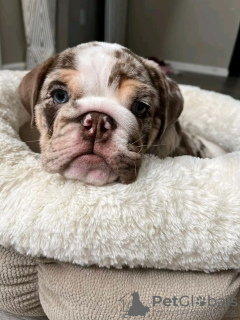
[62,154,118,186]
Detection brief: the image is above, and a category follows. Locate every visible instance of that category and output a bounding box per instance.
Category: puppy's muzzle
[62,111,119,186]
[80,112,117,143]
[43,97,141,186]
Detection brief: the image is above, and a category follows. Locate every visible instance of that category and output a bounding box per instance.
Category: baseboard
[166,60,228,77]
[2,62,25,71]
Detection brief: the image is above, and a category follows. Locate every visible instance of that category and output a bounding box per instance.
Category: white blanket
[0,70,240,272]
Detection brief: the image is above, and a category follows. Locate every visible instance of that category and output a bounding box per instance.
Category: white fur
[0,71,240,272]
[75,43,121,96]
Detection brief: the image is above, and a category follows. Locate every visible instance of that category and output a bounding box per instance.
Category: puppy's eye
[53,89,68,104]
[131,101,149,118]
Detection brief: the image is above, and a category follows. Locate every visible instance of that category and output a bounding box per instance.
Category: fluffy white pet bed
[0,71,240,273]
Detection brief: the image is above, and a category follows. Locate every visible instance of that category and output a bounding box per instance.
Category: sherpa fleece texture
[0,71,240,272]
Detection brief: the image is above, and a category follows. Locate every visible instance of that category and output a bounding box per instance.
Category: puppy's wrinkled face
[19,42,183,186]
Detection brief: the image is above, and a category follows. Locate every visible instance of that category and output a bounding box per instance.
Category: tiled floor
[170,72,240,100]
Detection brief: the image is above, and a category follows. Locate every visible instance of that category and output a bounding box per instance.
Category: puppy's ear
[144,60,184,139]
[163,74,184,131]
[18,56,55,127]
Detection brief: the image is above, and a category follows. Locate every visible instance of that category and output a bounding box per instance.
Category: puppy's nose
[81,112,116,141]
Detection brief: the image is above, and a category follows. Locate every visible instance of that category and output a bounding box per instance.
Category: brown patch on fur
[60,69,82,97]
[117,79,142,105]
[19,122,40,153]
[114,50,123,59]
[18,55,57,126]
[55,50,76,69]
[44,103,60,136]
[146,118,161,149]
[108,49,150,88]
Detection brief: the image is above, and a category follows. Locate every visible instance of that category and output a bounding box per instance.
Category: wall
[105,0,128,44]
[126,0,240,72]
[0,0,25,66]
[68,0,104,47]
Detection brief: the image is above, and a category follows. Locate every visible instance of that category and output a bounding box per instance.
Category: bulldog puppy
[18,42,221,186]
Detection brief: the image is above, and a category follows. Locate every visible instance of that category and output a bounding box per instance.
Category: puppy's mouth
[62,154,118,186]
